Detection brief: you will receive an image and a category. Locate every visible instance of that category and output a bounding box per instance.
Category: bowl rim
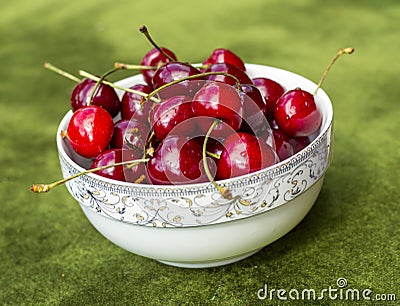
[57,63,333,194]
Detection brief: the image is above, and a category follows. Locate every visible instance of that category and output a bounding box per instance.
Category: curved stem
[31,158,150,193]
[88,66,121,106]
[313,47,355,96]
[202,119,232,199]
[139,25,176,61]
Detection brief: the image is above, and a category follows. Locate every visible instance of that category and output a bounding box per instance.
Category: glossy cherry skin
[152,62,203,98]
[149,95,197,141]
[120,83,153,125]
[204,63,253,86]
[203,48,246,71]
[140,47,177,88]
[192,81,243,138]
[146,135,210,185]
[239,84,268,136]
[66,105,114,158]
[90,148,145,182]
[110,119,150,150]
[252,77,285,118]
[70,78,120,118]
[216,132,277,180]
[274,88,322,137]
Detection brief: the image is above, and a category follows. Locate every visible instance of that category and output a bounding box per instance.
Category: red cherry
[66,105,114,158]
[272,129,294,161]
[289,136,310,154]
[70,78,120,117]
[204,63,253,86]
[120,83,152,125]
[274,88,322,137]
[289,130,319,153]
[152,62,203,98]
[192,81,243,138]
[90,148,144,182]
[203,48,246,71]
[146,135,211,185]
[149,95,197,141]
[252,77,285,118]
[110,119,150,150]
[239,84,268,136]
[140,47,177,88]
[216,132,277,180]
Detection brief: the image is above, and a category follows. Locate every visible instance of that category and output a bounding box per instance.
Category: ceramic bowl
[57,64,333,268]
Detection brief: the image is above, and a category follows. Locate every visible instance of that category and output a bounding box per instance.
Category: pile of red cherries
[64,42,324,186]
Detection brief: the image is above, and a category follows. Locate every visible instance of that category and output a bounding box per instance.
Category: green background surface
[1,0,399,305]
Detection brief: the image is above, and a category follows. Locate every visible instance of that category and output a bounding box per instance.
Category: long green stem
[114,62,157,70]
[78,70,160,103]
[31,158,149,193]
[44,62,81,83]
[202,120,232,199]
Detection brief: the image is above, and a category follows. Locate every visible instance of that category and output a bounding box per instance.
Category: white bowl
[57,64,333,268]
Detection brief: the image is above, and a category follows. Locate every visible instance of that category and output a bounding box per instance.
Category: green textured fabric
[1,0,399,305]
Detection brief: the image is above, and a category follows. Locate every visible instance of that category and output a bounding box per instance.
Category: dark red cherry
[205,63,253,86]
[267,117,280,130]
[111,119,150,151]
[203,48,246,71]
[149,95,197,141]
[272,129,294,161]
[70,78,120,117]
[146,135,211,185]
[152,62,203,98]
[289,136,310,154]
[289,129,319,153]
[252,77,285,118]
[192,81,243,138]
[140,47,177,88]
[239,84,268,136]
[90,148,144,182]
[216,132,277,180]
[274,88,322,137]
[120,83,152,125]
[66,105,114,158]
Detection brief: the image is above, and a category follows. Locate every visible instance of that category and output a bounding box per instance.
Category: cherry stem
[78,70,160,103]
[88,66,121,106]
[44,62,81,83]
[143,71,242,104]
[114,62,157,70]
[30,158,150,193]
[206,151,221,159]
[139,25,176,62]
[313,47,355,96]
[202,120,232,200]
